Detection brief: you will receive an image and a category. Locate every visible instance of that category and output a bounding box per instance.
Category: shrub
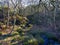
[11,38,17,43]
[0,32,2,36]
[0,43,2,45]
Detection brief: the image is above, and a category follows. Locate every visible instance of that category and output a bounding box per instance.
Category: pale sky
[22,0,39,7]
[0,0,39,7]
[0,0,49,7]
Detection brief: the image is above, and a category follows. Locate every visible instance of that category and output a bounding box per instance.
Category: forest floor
[0,24,60,45]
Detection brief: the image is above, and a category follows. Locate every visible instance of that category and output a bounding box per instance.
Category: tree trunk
[7,1,10,27]
[53,0,57,32]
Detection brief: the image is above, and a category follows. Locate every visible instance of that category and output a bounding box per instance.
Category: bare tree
[9,0,22,34]
[49,0,57,32]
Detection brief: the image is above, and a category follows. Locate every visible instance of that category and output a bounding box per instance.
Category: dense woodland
[0,0,60,45]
